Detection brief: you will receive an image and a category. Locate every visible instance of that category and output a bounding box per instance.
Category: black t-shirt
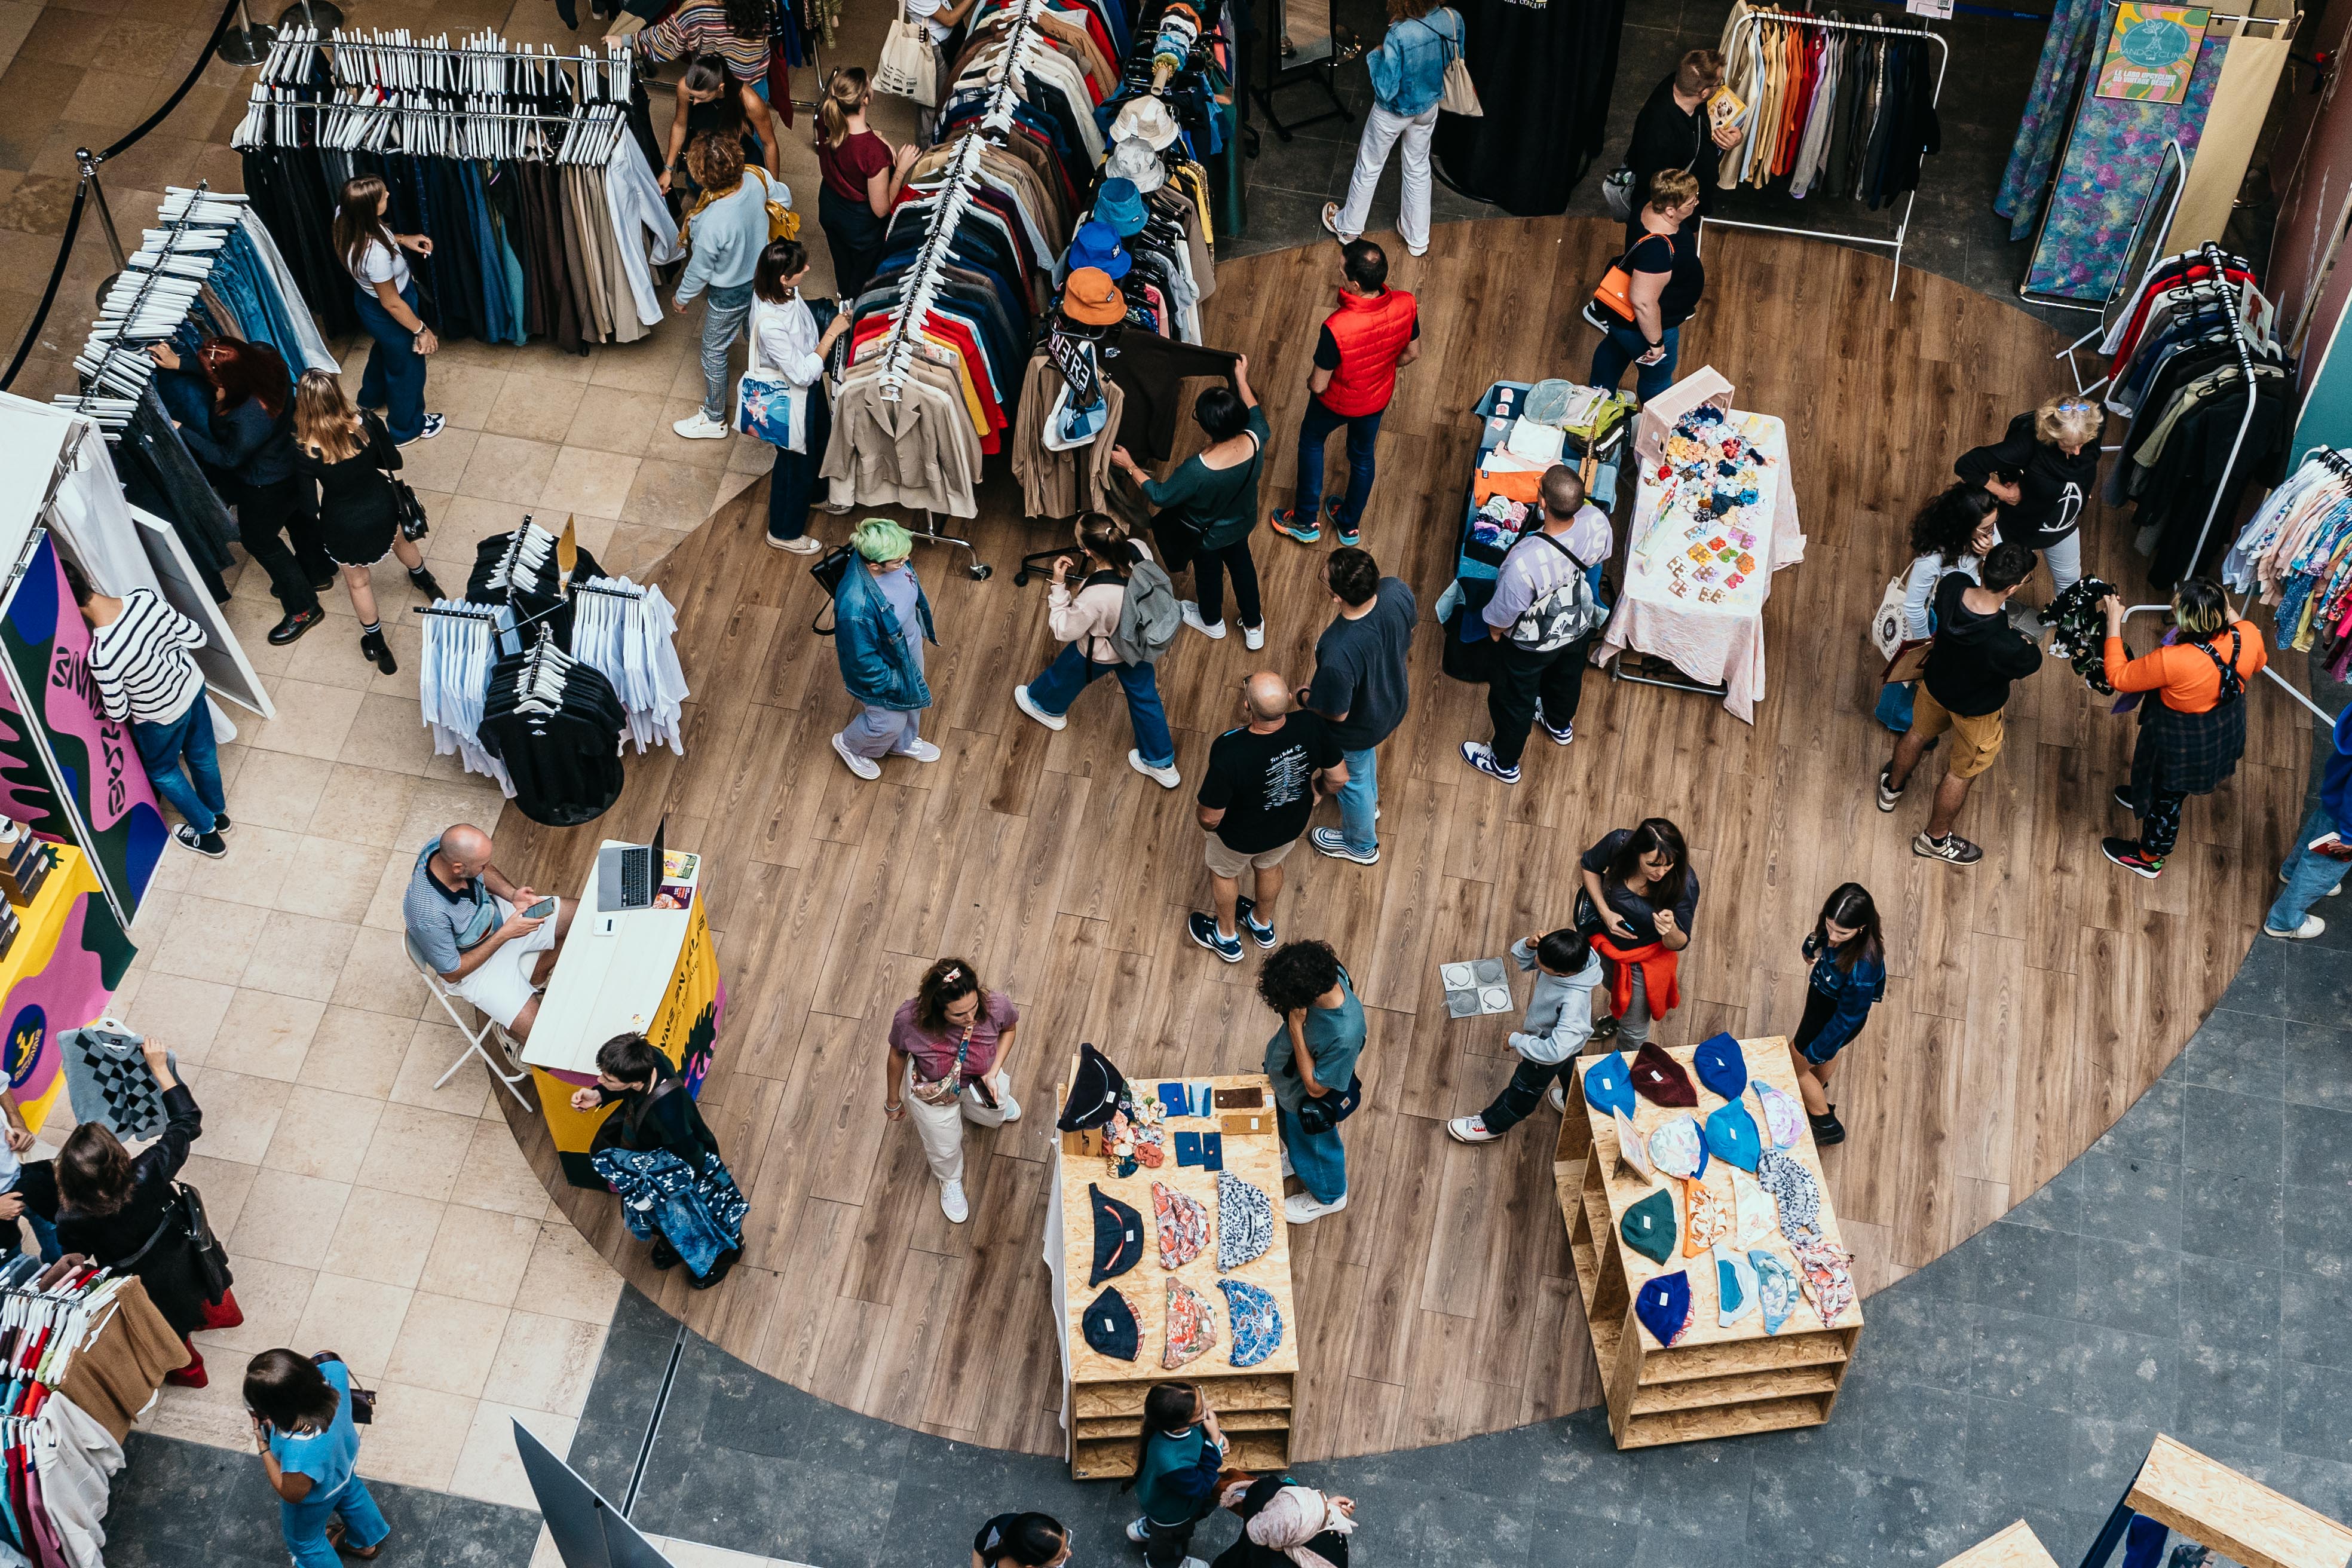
[1952,411,2100,552]
[1626,231,1706,329]
[1921,571,2043,717]
[975,1516,1025,1567]
[1307,578,1417,750]
[1313,309,1422,370]
[1579,828,1701,941]
[1198,712,1343,853]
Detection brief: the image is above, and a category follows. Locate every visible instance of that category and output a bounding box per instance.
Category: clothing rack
[232,88,630,163]
[1698,9,1949,302]
[50,183,223,437]
[2181,241,2263,582]
[259,22,635,100]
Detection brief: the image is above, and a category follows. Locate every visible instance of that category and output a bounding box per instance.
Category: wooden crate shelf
[1055,1071,1298,1479]
[1552,1035,1864,1448]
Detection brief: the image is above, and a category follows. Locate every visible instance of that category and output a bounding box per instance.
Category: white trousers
[1336,103,1441,253]
[905,1064,1009,1183]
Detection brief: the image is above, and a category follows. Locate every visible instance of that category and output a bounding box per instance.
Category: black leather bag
[311,1352,376,1424]
[809,543,856,636]
[391,479,430,542]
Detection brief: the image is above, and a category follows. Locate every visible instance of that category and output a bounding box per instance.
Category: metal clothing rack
[49,183,236,439]
[232,88,629,162]
[2182,241,2267,581]
[1698,10,1949,302]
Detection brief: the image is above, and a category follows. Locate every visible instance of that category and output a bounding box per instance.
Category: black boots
[267,607,323,645]
[408,564,445,602]
[360,626,397,675]
[1809,1107,1846,1147]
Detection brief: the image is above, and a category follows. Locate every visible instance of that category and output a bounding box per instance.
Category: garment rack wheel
[1013,546,1069,587]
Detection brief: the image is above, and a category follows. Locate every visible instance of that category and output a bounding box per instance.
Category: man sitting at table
[403,823,574,1043]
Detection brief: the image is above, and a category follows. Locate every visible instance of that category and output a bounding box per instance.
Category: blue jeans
[1589,321,1680,403]
[283,1478,390,1568]
[2267,803,2347,931]
[132,700,224,835]
[1337,746,1379,854]
[1025,644,1175,768]
[354,281,428,442]
[697,282,756,421]
[1293,396,1383,532]
[1277,1103,1347,1203]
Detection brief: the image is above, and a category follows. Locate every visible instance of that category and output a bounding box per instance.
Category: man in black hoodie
[1875,541,2042,866]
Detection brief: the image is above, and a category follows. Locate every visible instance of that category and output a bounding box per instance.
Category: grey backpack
[1112,555,1183,665]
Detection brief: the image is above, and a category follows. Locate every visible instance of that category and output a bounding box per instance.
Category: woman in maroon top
[885,957,1022,1224]
[814,66,918,301]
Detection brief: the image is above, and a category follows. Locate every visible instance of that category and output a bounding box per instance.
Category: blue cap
[1068,220,1131,280]
[1094,177,1147,237]
[1693,1033,1746,1099]
[1634,1270,1692,1348]
[1584,1053,1635,1119]
[1704,1100,1762,1173]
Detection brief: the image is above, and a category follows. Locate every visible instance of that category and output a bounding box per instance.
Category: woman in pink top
[886,958,1021,1224]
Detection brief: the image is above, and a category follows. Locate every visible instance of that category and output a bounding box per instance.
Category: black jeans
[766,394,833,542]
[237,476,330,616]
[1194,534,1262,628]
[1486,632,1596,768]
[820,185,887,304]
[1143,1508,1209,1568]
[1479,1055,1575,1137]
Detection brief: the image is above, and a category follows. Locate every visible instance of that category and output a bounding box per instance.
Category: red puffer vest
[1318,287,1417,416]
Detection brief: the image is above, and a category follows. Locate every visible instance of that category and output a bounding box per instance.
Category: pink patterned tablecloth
[1591,411,1805,724]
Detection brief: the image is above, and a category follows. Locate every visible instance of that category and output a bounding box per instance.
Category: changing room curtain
[1432,0,1628,216]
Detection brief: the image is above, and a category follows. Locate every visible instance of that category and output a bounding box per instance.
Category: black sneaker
[267,607,324,645]
[1809,1108,1846,1146]
[1235,895,1276,950]
[212,813,233,836]
[360,627,398,675]
[2101,837,2164,879]
[1912,831,1983,866]
[173,824,226,858]
[1188,911,1242,963]
[409,566,446,602]
[2112,786,2135,813]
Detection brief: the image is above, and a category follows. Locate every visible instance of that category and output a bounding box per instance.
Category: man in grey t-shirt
[1298,547,1414,866]
[403,823,573,1040]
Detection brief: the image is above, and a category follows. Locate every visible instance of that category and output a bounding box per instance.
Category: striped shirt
[637,2,770,79]
[86,589,206,726]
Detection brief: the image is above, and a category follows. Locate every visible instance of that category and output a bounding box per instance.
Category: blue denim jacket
[833,559,936,711]
[1367,7,1464,115]
[1799,932,1886,1060]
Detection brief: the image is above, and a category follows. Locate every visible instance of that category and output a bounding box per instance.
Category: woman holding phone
[245,1348,390,1565]
[1578,817,1698,1045]
[885,958,1022,1225]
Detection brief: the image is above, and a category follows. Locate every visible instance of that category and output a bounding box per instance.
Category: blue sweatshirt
[675,172,784,305]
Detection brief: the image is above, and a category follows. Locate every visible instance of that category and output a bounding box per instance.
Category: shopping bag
[876,16,938,108]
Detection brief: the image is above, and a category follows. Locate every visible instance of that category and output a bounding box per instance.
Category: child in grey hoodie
[1446,927,1603,1143]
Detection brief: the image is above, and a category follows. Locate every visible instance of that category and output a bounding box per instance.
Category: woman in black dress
[291,370,445,675]
[54,1036,239,1387]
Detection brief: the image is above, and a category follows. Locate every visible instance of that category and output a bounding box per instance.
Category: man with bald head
[402,823,575,1042]
[1189,672,1348,963]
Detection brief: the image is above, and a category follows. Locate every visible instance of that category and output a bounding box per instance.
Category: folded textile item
[1060,1042,1129,1130]
[1216,1171,1273,1271]
[1756,1149,1822,1238]
[1622,1186,1677,1263]
[1153,1180,1211,1269]
[1704,1100,1762,1173]
[1730,1169,1776,1248]
[1792,1230,1857,1326]
[1584,1054,1635,1119]
[1692,1033,1746,1099]
[1714,1244,1758,1327]
[1751,1248,1800,1334]
[1648,1115,1708,1180]
[1083,1287,1139,1359]
[1682,1166,1734,1256]
[1163,1278,1217,1368]
[1090,1184,1145,1285]
[1750,1078,1805,1150]
[1634,1270,1691,1347]
[1630,1041,1697,1106]
[1218,1278,1282,1367]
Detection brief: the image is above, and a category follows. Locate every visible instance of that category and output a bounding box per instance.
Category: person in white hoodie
[1444,927,1603,1143]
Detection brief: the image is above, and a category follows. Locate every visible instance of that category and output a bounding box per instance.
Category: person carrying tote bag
[1875,485,1998,733]
[1321,1,1468,258]
[738,238,851,555]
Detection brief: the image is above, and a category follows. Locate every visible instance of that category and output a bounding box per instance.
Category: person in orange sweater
[2097,580,2267,878]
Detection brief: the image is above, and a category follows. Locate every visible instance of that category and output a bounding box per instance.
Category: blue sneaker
[1188,910,1243,963]
[1235,895,1277,949]
[1325,498,1360,549]
[1269,507,1321,545]
[1460,740,1520,784]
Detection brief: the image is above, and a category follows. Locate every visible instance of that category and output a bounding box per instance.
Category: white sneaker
[891,738,943,762]
[672,412,730,440]
[1180,601,1227,639]
[999,1091,1022,1122]
[1284,1190,1347,1223]
[1129,749,1180,789]
[2279,866,2343,896]
[2264,915,2326,939]
[1548,1082,1567,1113]
[1126,1520,1150,1546]
[831,732,880,779]
[1279,1147,1295,1178]
[1243,621,1265,650]
[1446,1116,1498,1143]
[768,533,822,554]
[939,1178,970,1223]
[1013,684,1066,731]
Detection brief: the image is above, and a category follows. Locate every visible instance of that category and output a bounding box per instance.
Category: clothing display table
[522,843,724,1187]
[2087,1433,2352,1568]
[1044,1067,1297,1481]
[1554,1035,1862,1448]
[1,843,124,1136]
[1938,1521,2061,1568]
[1591,369,1805,723]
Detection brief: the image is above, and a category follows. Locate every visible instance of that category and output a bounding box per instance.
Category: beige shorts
[1204,833,1297,880]
[1910,689,2005,780]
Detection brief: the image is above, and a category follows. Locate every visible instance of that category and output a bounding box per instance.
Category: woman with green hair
[831,519,939,778]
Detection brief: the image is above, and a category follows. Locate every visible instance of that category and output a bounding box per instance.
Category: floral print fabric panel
[1996,0,2111,239]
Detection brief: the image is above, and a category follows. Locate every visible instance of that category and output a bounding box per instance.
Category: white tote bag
[1437,21,1483,117]
[1869,572,1910,662]
[876,8,939,108]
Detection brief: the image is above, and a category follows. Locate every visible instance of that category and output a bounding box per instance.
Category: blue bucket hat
[1704,1100,1762,1173]
[1083,1286,1140,1359]
[1715,1245,1759,1327]
[1068,220,1131,280]
[1693,1033,1746,1099]
[1094,177,1147,237]
[1634,1270,1692,1348]
[1583,1054,1634,1119]
[1218,1278,1284,1368]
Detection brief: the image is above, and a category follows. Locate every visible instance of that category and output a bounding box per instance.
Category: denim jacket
[1367,7,1464,116]
[833,559,936,712]
[1800,932,1887,1059]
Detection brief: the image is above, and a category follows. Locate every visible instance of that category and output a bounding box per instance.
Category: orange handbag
[1591,262,1637,322]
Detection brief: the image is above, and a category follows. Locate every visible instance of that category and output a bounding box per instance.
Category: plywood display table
[1048,1068,1298,1481]
[1554,1034,1861,1448]
[1939,1521,2061,1568]
[2109,1434,2352,1568]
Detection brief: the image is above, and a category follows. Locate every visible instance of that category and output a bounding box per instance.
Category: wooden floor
[498,216,2311,1462]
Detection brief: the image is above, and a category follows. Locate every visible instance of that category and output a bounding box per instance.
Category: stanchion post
[276,0,343,35]
[74,149,127,308]
[215,0,275,67]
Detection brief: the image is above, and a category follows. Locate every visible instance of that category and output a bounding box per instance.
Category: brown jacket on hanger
[1010,348,1126,519]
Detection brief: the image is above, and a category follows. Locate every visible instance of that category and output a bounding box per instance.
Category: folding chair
[405,933,534,1110]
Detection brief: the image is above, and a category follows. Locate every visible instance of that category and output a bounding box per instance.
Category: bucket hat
[1106,137,1166,193]
[1113,95,1181,149]
[1061,267,1127,327]
[1068,220,1132,280]
[1083,1287,1139,1359]
[1094,177,1147,237]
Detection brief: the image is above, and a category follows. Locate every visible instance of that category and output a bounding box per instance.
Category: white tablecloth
[1593,410,1805,723]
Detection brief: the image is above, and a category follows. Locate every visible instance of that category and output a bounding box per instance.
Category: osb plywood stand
[1942,1521,2062,1568]
[1055,1066,1299,1481]
[2074,1433,2352,1568]
[1554,1034,1863,1449]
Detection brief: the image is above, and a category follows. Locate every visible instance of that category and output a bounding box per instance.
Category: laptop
[595,818,666,913]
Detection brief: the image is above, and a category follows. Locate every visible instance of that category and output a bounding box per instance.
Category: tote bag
[876,13,939,108]
[1869,572,1909,661]
[1435,20,1483,117]
[734,299,809,452]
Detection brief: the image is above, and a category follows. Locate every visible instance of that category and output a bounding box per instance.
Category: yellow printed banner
[2095,4,2209,104]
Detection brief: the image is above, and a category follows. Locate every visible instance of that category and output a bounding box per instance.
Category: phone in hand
[523,897,557,920]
